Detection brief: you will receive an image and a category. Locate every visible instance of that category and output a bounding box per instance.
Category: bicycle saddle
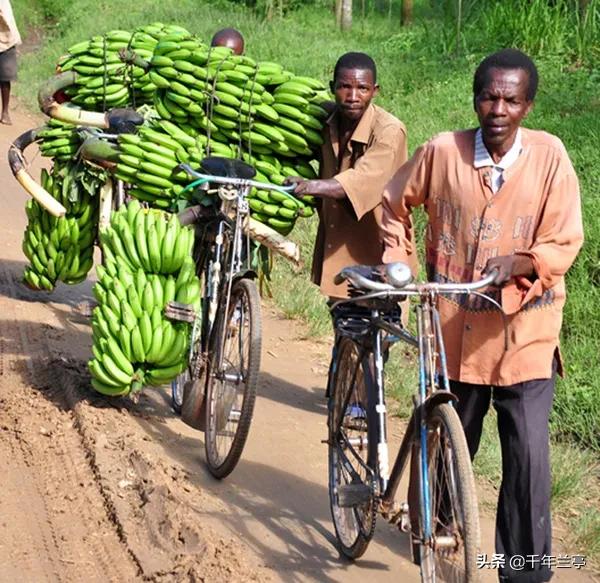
[106,108,144,134]
[200,156,256,179]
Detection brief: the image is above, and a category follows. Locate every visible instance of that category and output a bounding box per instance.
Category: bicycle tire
[204,278,261,479]
[171,370,187,414]
[328,337,377,559]
[417,402,480,583]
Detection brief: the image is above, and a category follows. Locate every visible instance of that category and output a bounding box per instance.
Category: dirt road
[0,109,597,582]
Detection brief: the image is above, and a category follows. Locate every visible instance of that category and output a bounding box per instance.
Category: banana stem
[7,128,67,217]
[38,71,108,128]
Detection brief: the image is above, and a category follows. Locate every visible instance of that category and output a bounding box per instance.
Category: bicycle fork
[372,310,390,494]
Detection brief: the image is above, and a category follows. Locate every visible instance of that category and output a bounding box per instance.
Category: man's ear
[329,79,335,93]
[373,84,380,98]
[524,100,534,117]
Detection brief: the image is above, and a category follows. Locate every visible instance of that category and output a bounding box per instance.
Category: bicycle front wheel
[204,278,261,479]
[328,337,377,559]
[417,402,480,583]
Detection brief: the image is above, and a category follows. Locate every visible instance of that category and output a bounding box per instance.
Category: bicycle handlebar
[336,262,498,295]
[178,163,295,195]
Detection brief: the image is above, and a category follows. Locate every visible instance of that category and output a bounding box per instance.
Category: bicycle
[327,261,504,582]
[169,157,295,479]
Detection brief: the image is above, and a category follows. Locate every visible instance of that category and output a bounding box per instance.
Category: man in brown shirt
[288,52,408,299]
[383,49,583,583]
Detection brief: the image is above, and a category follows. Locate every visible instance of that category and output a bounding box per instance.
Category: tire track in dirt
[0,243,267,582]
[0,290,141,582]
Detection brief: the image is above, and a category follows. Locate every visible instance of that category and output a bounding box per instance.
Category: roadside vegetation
[13,0,600,565]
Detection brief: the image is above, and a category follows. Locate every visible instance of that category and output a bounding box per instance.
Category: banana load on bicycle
[38,21,328,229]
[8,22,337,395]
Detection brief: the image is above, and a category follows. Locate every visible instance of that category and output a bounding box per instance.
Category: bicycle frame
[330,267,502,545]
[195,185,253,377]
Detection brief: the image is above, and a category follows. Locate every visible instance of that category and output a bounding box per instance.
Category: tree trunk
[401,0,413,24]
[335,0,343,27]
[341,0,352,30]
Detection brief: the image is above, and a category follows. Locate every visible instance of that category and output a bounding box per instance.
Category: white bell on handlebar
[386,262,413,288]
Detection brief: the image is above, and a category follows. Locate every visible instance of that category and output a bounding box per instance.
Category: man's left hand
[484,255,535,286]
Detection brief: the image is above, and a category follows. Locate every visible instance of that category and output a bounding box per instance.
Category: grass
[12,0,600,565]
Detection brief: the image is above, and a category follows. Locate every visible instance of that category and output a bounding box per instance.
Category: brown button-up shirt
[382,128,583,386]
[312,103,407,298]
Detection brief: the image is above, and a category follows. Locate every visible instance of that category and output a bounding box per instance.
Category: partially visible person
[0,0,21,125]
[210,28,244,56]
[287,51,409,300]
[382,48,584,583]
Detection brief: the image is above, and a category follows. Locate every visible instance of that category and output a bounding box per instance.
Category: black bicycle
[327,262,504,582]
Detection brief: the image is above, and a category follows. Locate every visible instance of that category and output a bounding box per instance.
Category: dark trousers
[450,363,557,583]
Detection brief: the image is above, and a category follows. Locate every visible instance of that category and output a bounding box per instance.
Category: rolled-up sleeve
[334,124,407,221]
[381,143,432,268]
[503,164,584,314]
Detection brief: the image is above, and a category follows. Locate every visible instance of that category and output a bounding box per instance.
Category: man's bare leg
[1,81,12,125]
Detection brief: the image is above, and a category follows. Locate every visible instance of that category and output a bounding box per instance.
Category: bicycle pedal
[164,301,197,323]
[337,483,372,507]
[399,502,411,533]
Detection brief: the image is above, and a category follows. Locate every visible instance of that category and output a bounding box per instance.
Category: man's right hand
[284,177,346,200]
[283,176,306,193]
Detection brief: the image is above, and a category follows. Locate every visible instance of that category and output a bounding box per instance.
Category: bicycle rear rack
[164,301,197,323]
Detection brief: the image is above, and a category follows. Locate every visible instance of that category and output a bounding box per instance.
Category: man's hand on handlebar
[284,177,346,200]
[484,255,535,286]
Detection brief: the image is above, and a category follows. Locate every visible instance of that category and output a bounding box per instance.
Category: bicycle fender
[423,391,457,417]
[233,269,257,282]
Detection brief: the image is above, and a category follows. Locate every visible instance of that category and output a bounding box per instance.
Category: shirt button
[465,325,472,331]
[329,224,335,228]
[332,203,338,209]
[487,203,493,208]
[327,244,332,249]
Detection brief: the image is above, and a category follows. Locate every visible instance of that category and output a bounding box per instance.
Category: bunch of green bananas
[146,39,329,159]
[247,186,314,236]
[36,119,81,161]
[58,23,191,111]
[89,200,200,396]
[114,120,205,208]
[22,163,100,290]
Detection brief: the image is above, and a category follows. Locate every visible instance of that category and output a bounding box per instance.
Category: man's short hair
[473,48,538,101]
[333,52,377,84]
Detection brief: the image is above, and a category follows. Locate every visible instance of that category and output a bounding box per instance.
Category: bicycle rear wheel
[171,370,187,414]
[328,337,377,559]
[204,278,261,479]
[417,402,480,583]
